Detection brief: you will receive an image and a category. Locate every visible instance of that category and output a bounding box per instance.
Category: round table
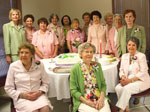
[42,57,119,100]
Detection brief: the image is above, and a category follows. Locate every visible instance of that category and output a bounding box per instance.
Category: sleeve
[59,27,65,46]
[87,26,92,43]
[81,31,85,43]
[105,26,109,50]
[117,29,122,57]
[98,63,106,93]
[140,26,146,53]
[3,24,10,54]
[135,54,148,81]
[70,65,82,100]
[119,54,126,77]
[53,31,59,45]
[4,64,21,101]
[108,30,113,53]
[39,62,50,93]
[32,32,38,46]
[66,30,71,41]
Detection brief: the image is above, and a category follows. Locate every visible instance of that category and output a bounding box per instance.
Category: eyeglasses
[83,50,94,54]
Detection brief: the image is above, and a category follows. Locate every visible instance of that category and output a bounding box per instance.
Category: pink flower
[132,56,137,60]
[35,60,40,65]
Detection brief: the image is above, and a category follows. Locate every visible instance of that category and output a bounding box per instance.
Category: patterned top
[80,62,100,102]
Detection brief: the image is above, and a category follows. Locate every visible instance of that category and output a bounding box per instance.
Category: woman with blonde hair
[3,9,26,64]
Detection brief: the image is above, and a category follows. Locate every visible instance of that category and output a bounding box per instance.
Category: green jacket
[117,24,146,57]
[3,21,26,55]
[70,62,107,112]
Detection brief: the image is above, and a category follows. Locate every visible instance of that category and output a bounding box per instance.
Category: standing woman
[108,14,123,57]
[32,18,58,60]
[61,15,72,53]
[23,14,37,43]
[67,18,85,53]
[3,9,26,64]
[88,10,109,54]
[47,13,65,54]
[117,9,146,57]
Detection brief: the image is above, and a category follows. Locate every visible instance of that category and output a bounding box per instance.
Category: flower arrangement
[132,56,137,61]
[134,27,140,32]
[35,60,40,65]
[72,37,81,48]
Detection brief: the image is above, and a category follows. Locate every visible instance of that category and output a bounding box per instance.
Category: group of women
[2,8,150,112]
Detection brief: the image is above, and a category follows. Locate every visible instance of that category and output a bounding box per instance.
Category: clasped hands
[120,76,131,86]
[86,96,104,110]
[19,90,43,101]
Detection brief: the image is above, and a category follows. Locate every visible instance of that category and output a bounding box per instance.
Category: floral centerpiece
[72,37,82,48]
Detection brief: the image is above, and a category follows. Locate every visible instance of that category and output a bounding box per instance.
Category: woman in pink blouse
[32,18,58,60]
[67,18,85,53]
[5,42,53,112]
[47,13,65,54]
[88,10,109,54]
[24,14,37,43]
[108,14,123,57]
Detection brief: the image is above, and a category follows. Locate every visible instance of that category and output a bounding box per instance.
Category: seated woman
[70,42,111,112]
[115,37,150,112]
[32,17,58,60]
[67,18,85,53]
[5,42,53,112]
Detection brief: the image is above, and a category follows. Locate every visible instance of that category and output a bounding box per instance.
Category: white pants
[78,99,111,112]
[115,81,142,110]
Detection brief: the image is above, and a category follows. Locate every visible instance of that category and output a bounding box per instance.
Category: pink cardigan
[108,27,118,57]
[119,52,150,91]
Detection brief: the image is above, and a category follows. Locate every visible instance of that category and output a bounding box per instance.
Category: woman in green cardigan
[117,9,146,58]
[3,9,26,64]
[70,42,111,112]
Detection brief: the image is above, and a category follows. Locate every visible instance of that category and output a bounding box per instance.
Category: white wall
[21,0,59,27]
[22,0,112,26]
[59,0,112,25]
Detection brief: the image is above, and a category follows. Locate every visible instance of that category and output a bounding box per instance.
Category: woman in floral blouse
[70,42,111,112]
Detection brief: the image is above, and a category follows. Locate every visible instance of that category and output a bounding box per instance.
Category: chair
[131,88,150,111]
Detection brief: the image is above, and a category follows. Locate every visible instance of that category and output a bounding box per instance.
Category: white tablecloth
[42,58,119,100]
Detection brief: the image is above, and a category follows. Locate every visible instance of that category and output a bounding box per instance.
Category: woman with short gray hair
[47,13,65,54]
[108,13,123,57]
[70,42,111,112]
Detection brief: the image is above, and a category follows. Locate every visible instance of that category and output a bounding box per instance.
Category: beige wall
[21,0,59,27]
[59,0,112,25]
[22,0,112,26]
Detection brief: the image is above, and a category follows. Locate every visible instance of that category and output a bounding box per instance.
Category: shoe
[133,98,139,105]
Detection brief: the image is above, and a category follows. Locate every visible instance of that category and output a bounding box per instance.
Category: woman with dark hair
[82,12,91,42]
[115,37,150,112]
[32,17,58,60]
[117,9,146,57]
[61,15,72,53]
[24,14,37,43]
[47,13,65,54]
[5,42,53,112]
[87,10,109,54]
